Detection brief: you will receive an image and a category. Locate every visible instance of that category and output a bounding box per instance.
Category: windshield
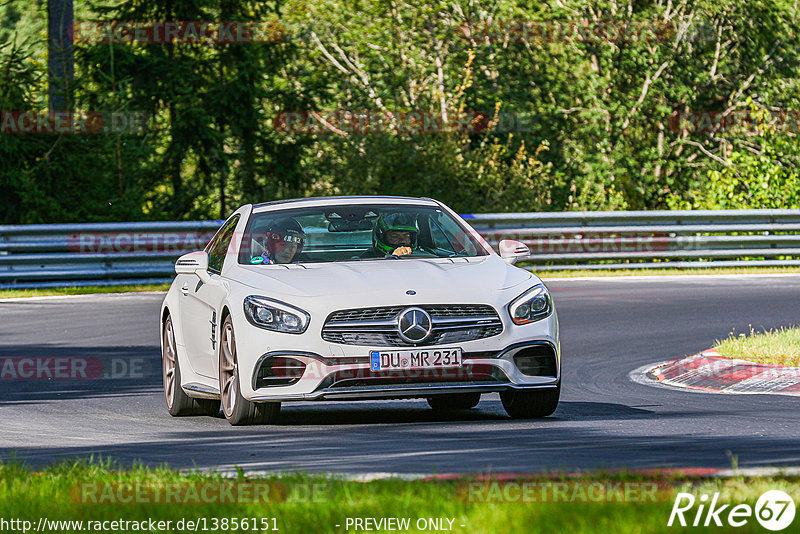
[237,204,490,265]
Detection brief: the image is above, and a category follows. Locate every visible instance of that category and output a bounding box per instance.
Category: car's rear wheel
[219,315,281,426]
[500,384,560,419]
[162,315,220,417]
[426,393,481,411]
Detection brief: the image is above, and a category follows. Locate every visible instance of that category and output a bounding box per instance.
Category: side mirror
[175,251,211,283]
[498,239,530,265]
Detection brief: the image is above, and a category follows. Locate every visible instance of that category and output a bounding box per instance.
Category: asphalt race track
[2,275,799,475]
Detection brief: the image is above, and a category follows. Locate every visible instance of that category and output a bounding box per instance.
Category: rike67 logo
[668,490,796,530]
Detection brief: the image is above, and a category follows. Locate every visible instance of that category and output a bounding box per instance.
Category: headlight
[507,284,552,325]
[243,296,310,334]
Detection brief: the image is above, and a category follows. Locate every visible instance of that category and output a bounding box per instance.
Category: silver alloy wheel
[162,317,177,409]
[220,322,238,417]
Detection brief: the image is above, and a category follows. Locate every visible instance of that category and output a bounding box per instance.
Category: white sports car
[160,196,560,425]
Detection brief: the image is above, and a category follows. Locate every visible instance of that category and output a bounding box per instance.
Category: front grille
[317,363,508,389]
[424,304,499,317]
[321,304,503,347]
[322,327,503,347]
[326,307,405,322]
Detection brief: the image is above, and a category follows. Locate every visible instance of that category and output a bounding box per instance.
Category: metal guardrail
[0,221,221,288]
[1,209,799,288]
[467,209,800,271]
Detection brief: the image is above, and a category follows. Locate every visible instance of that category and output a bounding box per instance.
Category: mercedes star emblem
[397,307,433,344]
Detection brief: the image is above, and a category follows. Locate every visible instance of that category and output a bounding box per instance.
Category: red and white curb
[634,349,800,396]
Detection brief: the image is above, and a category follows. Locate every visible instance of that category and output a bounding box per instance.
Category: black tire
[163,315,220,417]
[426,393,481,411]
[500,385,560,419]
[219,315,281,426]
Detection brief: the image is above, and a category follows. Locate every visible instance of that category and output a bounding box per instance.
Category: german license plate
[369,348,462,371]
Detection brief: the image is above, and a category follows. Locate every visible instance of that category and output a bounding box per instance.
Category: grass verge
[1,461,799,533]
[716,326,800,367]
[1,266,799,299]
[0,284,170,299]
[536,265,800,278]
[1,265,799,300]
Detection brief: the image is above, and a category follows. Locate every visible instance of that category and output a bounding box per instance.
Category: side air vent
[513,345,557,377]
[254,356,306,388]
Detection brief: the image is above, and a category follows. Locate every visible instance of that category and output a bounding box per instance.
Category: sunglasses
[268,233,305,245]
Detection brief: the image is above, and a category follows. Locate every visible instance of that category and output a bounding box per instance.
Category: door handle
[180,282,190,296]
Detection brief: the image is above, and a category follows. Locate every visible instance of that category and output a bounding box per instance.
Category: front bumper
[247,341,560,402]
[253,383,559,402]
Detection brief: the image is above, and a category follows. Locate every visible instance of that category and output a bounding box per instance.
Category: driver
[367,213,419,257]
[252,218,306,264]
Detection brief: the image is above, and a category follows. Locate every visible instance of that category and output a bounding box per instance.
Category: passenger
[254,218,306,264]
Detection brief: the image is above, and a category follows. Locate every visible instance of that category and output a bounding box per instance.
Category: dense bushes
[1,0,799,222]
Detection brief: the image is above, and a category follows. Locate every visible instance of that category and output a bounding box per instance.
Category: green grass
[536,265,800,278]
[716,326,800,367]
[1,461,799,533]
[0,283,170,299]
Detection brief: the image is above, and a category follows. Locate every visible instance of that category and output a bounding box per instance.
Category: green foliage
[1,0,800,222]
[668,102,800,209]
[669,150,800,209]
[78,0,308,220]
[0,10,156,224]
[715,325,800,366]
[458,136,555,213]
[308,132,555,213]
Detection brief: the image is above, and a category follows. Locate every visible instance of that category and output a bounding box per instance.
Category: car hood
[233,255,533,300]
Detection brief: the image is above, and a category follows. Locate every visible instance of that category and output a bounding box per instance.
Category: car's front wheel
[219,315,281,426]
[500,385,560,419]
[162,315,220,417]
[426,393,481,411]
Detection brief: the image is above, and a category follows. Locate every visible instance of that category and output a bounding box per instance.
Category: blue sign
[370,351,381,371]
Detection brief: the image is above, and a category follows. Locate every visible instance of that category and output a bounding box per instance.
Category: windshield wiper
[331,257,385,262]
[394,254,439,259]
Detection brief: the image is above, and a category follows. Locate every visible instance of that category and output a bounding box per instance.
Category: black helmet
[266,218,306,257]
